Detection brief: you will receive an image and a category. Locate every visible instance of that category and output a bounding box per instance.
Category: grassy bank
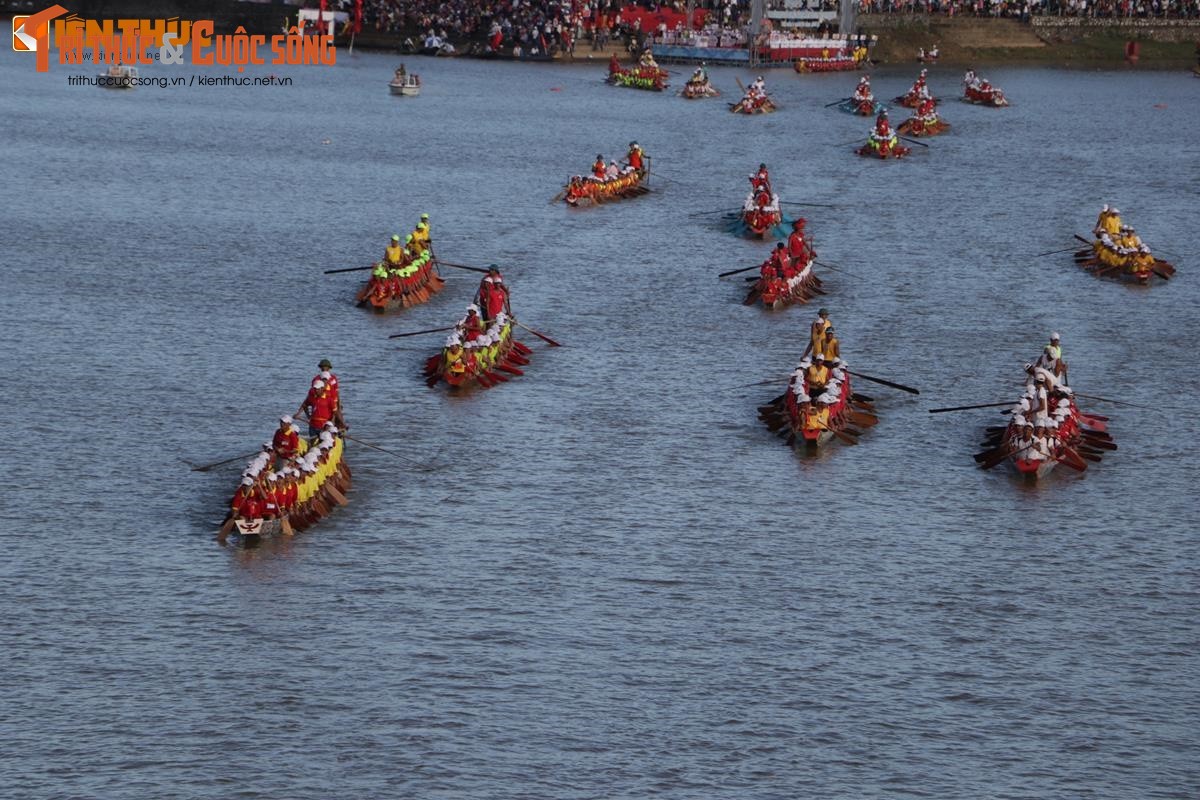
[864,18,1198,69]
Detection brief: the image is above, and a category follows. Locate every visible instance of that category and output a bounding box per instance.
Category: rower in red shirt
[626,141,644,171]
[875,110,892,138]
[750,163,771,194]
[592,154,606,179]
[788,219,814,265]
[459,305,485,342]
[768,242,791,277]
[272,415,302,461]
[478,272,510,322]
[299,380,337,437]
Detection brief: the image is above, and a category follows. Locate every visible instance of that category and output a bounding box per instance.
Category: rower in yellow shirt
[412,213,431,249]
[384,234,405,266]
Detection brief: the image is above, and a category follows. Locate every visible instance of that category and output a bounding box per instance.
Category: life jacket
[386,244,404,265]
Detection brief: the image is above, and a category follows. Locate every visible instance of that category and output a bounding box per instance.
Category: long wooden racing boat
[730,96,776,114]
[893,88,937,108]
[855,139,911,159]
[682,80,720,99]
[739,206,785,238]
[608,65,669,91]
[424,316,533,390]
[963,83,1008,107]
[983,398,1112,482]
[355,256,445,313]
[838,96,883,115]
[758,361,878,451]
[220,433,351,545]
[896,114,949,136]
[564,168,649,207]
[1074,241,1174,284]
[744,261,823,309]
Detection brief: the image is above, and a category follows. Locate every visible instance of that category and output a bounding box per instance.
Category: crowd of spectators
[858,0,1200,18]
[307,0,1199,56]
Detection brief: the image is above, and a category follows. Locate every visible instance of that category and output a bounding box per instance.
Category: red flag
[319,0,327,35]
[354,0,363,34]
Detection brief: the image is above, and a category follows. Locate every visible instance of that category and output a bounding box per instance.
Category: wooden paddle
[814,420,858,446]
[898,135,929,148]
[1033,246,1084,258]
[514,320,562,347]
[813,260,862,278]
[1073,392,1151,410]
[324,264,376,275]
[388,325,456,340]
[435,260,492,274]
[1073,233,1093,245]
[929,401,1013,413]
[191,450,263,472]
[780,201,840,209]
[978,445,1015,470]
[847,370,919,395]
[343,433,434,469]
[1058,446,1088,471]
[824,98,849,107]
[719,264,761,279]
[550,189,566,204]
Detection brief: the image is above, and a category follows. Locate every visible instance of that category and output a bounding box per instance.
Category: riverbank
[861,16,1200,69]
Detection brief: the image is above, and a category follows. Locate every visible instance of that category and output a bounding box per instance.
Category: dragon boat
[838,96,884,116]
[981,398,1113,482]
[757,359,878,451]
[1074,241,1174,284]
[744,261,823,309]
[220,433,351,545]
[896,113,949,137]
[563,168,649,207]
[355,256,445,313]
[424,315,533,390]
[855,138,910,159]
[682,79,720,99]
[963,82,1008,107]
[730,96,776,114]
[608,65,668,91]
[740,206,785,238]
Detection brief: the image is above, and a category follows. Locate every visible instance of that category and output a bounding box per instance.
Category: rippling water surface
[3,50,1198,798]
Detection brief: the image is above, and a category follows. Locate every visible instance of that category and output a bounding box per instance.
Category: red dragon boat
[424,313,533,390]
[744,261,823,310]
[220,429,351,545]
[893,70,937,109]
[563,168,649,207]
[607,54,668,91]
[982,397,1113,481]
[963,80,1009,107]
[730,95,776,114]
[896,111,950,137]
[355,256,445,313]
[855,137,910,159]
[740,206,784,238]
[757,358,878,451]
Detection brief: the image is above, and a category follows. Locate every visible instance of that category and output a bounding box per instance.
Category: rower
[309,358,348,431]
[805,353,831,397]
[272,415,304,462]
[768,242,790,277]
[822,326,841,361]
[788,218,813,265]
[413,213,431,248]
[605,160,620,180]
[1046,332,1067,384]
[459,304,485,342]
[803,308,832,358]
[299,380,336,438]
[626,141,644,171]
[1103,206,1122,236]
[639,49,658,68]
[963,68,978,88]
[478,267,510,322]
[750,163,770,193]
[385,234,404,266]
[592,154,606,179]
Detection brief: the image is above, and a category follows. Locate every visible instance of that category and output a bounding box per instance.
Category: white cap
[320,370,332,379]
[1058,398,1071,407]
[262,441,273,450]
[323,422,338,432]
[241,477,254,486]
[1112,207,1120,214]
[266,472,279,482]
[796,392,810,403]
[466,304,479,313]
[1101,204,1109,212]
[280,414,293,424]
[1050,332,1060,341]
[312,379,326,389]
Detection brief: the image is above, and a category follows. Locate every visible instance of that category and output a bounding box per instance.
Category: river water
[3,48,1198,798]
